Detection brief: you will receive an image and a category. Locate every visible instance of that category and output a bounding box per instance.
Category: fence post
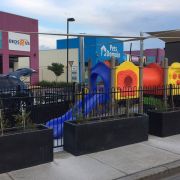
[0,109,3,136]
[79,37,85,83]
[125,90,130,117]
[72,82,76,104]
[111,56,116,116]
[163,58,168,109]
[88,59,92,90]
[82,84,85,118]
[169,84,174,109]
[139,32,144,114]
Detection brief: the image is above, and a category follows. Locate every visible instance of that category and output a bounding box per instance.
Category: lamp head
[67,18,75,22]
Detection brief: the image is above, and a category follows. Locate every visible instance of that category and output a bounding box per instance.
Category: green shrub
[38,80,74,87]
[47,63,64,81]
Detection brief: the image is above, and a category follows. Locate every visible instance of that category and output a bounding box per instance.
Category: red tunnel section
[116,63,163,96]
[143,63,163,87]
[117,63,163,88]
[143,63,164,95]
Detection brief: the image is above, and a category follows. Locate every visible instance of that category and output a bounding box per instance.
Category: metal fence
[0,84,179,148]
[70,85,180,120]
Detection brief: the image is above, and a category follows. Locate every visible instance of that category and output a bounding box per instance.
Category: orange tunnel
[143,63,163,87]
[115,62,164,98]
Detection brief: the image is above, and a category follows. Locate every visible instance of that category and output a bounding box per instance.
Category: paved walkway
[2,135,180,180]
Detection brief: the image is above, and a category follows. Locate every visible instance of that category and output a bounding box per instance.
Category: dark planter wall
[29,102,70,124]
[149,109,180,137]
[0,126,53,173]
[64,115,148,156]
[2,101,71,127]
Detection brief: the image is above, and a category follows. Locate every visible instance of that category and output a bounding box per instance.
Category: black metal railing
[0,84,179,148]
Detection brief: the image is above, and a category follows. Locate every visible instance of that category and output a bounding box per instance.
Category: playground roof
[147,29,180,43]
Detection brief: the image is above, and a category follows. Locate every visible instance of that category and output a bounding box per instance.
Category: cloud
[1,0,180,49]
[39,26,65,49]
[6,0,66,18]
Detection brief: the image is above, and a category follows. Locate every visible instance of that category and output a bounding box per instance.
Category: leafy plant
[38,81,74,87]
[47,63,64,81]
[74,112,85,124]
[0,109,7,136]
[14,109,33,130]
[144,96,169,112]
[71,103,86,124]
[0,99,8,136]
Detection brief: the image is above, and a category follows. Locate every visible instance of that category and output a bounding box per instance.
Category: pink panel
[0,12,39,84]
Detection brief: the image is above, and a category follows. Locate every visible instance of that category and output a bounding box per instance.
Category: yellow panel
[168,62,180,95]
[114,61,139,100]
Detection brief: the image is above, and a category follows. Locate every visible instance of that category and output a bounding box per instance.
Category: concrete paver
[0,174,12,180]
[88,143,180,174]
[4,134,180,180]
[10,152,124,180]
[144,135,180,155]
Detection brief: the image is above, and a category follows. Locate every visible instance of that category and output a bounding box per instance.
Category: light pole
[67,17,75,83]
[68,60,74,82]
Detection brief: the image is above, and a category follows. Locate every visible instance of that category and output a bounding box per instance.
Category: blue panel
[56,37,124,82]
[0,32,2,49]
[84,37,96,63]
[84,37,124,67]
[56,38,79,49]
[95,38,124,65]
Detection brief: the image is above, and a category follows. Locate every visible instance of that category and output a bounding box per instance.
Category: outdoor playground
[46,58,180,140]
[0,33,180,173]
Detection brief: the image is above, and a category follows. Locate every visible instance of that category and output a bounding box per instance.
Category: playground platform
[2,134,180,180]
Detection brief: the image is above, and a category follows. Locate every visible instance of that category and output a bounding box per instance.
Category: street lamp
[67,17,75,83]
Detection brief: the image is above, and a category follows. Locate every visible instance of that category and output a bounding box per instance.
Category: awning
[147,29,180,43]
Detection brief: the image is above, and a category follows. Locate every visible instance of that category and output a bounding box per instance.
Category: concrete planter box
[64,114,148,156]
[0,125,53,174]
[148,108,180,137]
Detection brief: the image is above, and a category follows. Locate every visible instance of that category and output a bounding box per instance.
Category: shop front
[0,11,39,84]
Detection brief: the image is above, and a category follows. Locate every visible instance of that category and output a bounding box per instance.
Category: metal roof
[147,29,180,43]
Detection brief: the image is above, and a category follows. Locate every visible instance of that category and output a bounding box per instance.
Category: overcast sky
[1,0,180,50]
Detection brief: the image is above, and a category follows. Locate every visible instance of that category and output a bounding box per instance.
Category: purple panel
[125,48,165,63]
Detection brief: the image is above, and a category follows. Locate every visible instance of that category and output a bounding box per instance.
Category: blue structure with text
[57,37,124,66]
[57,37,124,82]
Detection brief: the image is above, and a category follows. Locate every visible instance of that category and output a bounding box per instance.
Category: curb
[115,160,180,180]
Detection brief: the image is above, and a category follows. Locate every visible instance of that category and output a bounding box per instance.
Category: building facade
[0,11,39,84]
[17,49,79,83]
[125,49,165,65]
[18,37,124,83]
[57,37,124,82]
[165,42,180,64]
[39,49,79,82]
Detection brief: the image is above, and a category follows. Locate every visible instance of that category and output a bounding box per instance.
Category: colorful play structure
[46,59,180,138]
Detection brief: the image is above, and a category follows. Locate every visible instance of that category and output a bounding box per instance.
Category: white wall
[39,49,79,82]
[15,57,30,83]
[17,49,79,82]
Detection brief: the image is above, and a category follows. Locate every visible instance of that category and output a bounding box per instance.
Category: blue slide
[46,93,108,138]
[46,62,111,138]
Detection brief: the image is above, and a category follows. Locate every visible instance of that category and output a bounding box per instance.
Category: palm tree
[47,63,64,81]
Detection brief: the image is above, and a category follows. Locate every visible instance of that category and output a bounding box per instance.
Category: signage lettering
[100,44,120,58]
[9,39,30,46]
[8,32,30,52]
